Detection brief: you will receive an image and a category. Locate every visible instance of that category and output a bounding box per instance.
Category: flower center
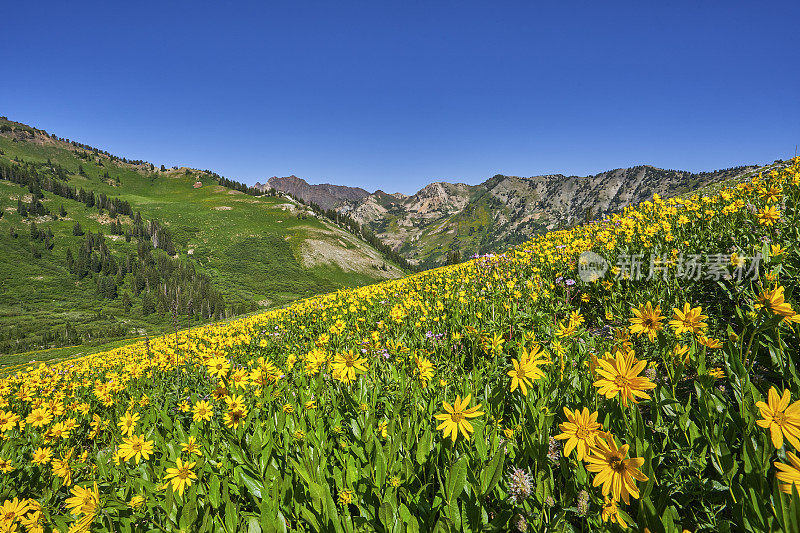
[451,412,465,423]
[774,412,787,426]
[614,375,630,388]
[610,456,626,473]
[517,368,526,379]
[576,426,590,439]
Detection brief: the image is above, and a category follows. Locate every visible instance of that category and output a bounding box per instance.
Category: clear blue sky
[2,1,798,194]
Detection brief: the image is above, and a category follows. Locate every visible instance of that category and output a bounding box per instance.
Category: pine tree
[141,292,154,316]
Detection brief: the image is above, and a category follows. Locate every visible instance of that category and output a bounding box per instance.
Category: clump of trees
[64,230,227,318]
[28,221,54,250]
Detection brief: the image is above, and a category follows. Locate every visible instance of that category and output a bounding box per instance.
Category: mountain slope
[0,116,405,354]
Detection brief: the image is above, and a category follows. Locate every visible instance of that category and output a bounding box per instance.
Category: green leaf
[291,458,314,486]
[792,483,800,533]
[208,474,221,508]
[446,456,468,503]
[224,500,237,532]
[299,506,322,532]
[309,481,325,509]
[465,492,481,531]
[180,495,198,530]
[474,420,487,462]
[416,429,432,465]
[640,444,655,499]
[375,446,387,490]
[446,498,461,530]
[248,517,263,533]
[239,467,265,500]
[772,481,787,530]
[378,501,396,531]
[160,410,174,432]
[322,483,344,533]
[480,443,505,497]
[398,503,412,524]
[637,495,657,531]
[405,514,420,533]
[249,427,263,454]
[274,511,288,533]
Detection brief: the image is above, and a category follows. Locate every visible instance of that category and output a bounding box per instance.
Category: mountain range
[263,164,760,267]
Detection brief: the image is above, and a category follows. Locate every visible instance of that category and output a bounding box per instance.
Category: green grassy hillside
[0,117,405,354]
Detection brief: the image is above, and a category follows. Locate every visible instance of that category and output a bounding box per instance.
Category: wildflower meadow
[1,159,799,531]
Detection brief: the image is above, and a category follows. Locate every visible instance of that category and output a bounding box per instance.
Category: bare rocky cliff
[263,175,369,210]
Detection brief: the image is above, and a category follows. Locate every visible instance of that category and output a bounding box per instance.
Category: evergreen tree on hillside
[122,292,132,312]
[28,195,48,216]
[44,228,54,250]
[98,275,117,299]
[141,291,154,316]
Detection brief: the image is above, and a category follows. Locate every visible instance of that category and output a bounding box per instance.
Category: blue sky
[2,1,798,194]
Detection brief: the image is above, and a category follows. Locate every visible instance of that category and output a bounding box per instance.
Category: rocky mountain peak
[267,175,370,210]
